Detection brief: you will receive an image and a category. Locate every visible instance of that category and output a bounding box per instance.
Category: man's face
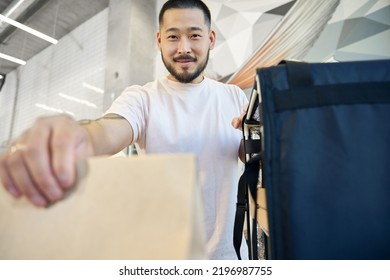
[157,8,216,84]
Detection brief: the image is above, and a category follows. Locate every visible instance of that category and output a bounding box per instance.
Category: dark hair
[159,0,211,29]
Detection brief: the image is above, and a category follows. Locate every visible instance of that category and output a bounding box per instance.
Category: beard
[161,50,210,83]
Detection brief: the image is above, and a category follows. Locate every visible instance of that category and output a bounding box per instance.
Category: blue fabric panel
[259,59,390,259]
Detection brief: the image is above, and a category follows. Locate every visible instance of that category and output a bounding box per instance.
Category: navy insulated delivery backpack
[234,59,390,260]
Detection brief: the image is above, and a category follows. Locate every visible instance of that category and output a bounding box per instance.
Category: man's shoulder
[205,77,245,95]
[122,78,162,94]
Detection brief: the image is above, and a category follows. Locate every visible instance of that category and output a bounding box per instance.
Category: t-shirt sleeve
[104,85,147,144]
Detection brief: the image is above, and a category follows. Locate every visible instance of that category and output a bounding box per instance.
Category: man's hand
[231,105,248,162]
[0,114,94,207]
[231,105,247,130]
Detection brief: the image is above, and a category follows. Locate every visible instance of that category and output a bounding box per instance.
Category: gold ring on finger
[9,144,27,154]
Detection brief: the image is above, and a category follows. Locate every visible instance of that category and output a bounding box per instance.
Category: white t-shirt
[106,76,248,259]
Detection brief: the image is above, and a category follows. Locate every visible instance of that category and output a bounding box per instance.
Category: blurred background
[0,0,389,152]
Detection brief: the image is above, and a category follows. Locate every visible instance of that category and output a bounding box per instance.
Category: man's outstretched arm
[0,113,133,207]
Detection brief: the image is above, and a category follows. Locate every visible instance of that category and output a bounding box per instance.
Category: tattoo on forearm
[98,115,125,121]
[78,119,94,126]
[78,115,124,126]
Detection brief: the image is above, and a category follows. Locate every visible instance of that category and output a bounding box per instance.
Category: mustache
[173,55,197,62]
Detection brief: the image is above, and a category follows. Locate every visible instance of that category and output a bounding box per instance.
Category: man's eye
[191,34,201,38]
[168,35,178,40]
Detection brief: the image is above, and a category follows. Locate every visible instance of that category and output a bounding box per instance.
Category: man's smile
[173,56,197,64]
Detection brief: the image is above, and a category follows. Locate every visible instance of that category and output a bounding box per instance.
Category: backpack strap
[233,122,262,259]
[233,171,248,260]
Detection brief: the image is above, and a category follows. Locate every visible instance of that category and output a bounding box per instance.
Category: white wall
[0,9,108,149]
[0,70,16,148]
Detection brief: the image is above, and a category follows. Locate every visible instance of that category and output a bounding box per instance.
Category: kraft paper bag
[0,154,206,259]
[256,188,268,234]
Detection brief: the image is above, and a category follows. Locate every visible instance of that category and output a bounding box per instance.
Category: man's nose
[177,37,191,54]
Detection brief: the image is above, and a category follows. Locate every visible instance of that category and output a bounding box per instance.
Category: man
[0,0,248,259]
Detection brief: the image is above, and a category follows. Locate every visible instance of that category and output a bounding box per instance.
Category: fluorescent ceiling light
[0,52,26,65]
[0,14,58,44]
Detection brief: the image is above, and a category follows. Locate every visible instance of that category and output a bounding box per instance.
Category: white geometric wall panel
[208,0,296,79]
[304,0,390,62]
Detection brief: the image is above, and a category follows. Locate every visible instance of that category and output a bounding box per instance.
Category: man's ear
[209,30,216,50]
[157,32,162,49]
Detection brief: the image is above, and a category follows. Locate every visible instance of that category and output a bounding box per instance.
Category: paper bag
[256,188,268,235]
[0,154,206,259]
